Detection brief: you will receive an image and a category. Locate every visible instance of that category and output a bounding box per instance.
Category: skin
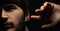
[30,2,60,28]
[2,4,24,31]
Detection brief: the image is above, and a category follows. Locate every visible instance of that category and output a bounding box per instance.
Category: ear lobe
[25,13,30,22]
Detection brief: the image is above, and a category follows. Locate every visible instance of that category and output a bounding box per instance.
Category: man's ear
[25,11,30,22]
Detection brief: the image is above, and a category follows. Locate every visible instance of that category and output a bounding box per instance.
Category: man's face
[2,4,24,31]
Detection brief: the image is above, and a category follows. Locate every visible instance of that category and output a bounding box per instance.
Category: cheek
[7,10,24,25]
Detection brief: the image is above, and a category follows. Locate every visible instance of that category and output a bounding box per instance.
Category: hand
[30,2,60,28]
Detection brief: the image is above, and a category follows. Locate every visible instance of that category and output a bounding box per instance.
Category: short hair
[1,0,30,13]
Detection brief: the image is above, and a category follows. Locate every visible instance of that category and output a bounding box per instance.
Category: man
[1,0,30,31]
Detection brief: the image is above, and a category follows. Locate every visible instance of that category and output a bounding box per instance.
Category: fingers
[41,12,60,28]
[30,2,51,19]
[35,2,48,12]
[31,2,50,19]
[30,15,41,19]
[35,2,49,13]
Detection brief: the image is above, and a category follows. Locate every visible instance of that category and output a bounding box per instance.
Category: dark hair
[1,0,30,12]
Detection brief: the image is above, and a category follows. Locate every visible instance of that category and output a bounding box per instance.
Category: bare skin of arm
[30,2,60,28]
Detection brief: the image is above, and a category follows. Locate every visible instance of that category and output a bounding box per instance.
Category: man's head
[1,0,30,31]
